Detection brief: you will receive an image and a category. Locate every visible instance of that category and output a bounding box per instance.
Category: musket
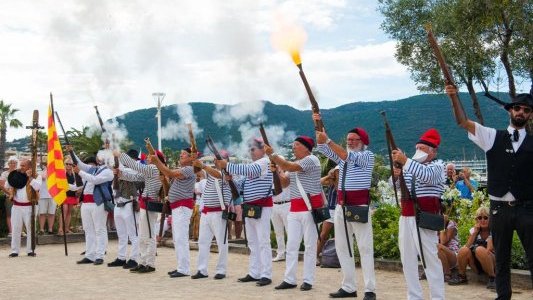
[26,109,43,254]
[425,24,467,125]
[94,105,110,146]
[54,111,78,165]
[205,135,240,200]
[295,62,325,132]
[380,111,427,268]
[187,123,202,173]
[258,123,282,196]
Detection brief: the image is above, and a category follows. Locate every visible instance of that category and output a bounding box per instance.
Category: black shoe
[169,271,188,278]
[107,258,126,267]
[238,274,259,282]
[256,277,272,286]
[80,251,86,255]
[300,282,312,291]
[123,260,138,269]
[486,277,496,290]
[27,252,36,257]
[93,259,104,265]
[363,292,376,300]
[138,266,155,273]
[168,269,178,275]
[191,271,208,279]
[329,288,357,298]
[8,253,18,258]
[130,264,146,272]
[214,273,226,280]
[77,258,94,264]
[274,281,297,290]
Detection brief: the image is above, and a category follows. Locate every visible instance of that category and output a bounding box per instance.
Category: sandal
[448,273,468,285]
[57,230,64,236]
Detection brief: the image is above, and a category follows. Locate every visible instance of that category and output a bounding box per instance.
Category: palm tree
[0,100,23,168]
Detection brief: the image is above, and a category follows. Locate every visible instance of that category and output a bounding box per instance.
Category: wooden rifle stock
[187,124,202,173]
[144,138,170,238]
[205,135,240,200]
[425,24,467,125]
[26,110,43,253]
[380,111,410,203]
[258,123,282,196]
[297,64,325,131]
[113,156,120,190]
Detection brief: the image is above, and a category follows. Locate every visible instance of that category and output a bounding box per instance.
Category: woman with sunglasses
[57,157,83,235]
[449,207,495,288]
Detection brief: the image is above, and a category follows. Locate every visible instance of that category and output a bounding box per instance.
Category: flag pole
[50,93,68,256]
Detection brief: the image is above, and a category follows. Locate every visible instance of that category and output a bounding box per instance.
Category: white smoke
[102,117,129,150]
[213,100,265,128]
[161,103,203,142]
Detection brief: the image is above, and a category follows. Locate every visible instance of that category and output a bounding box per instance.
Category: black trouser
[489,200,533,300]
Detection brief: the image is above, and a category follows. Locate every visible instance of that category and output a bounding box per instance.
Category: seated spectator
[454,167,478,199]
[437,215,460,282]
[449,207,495,289]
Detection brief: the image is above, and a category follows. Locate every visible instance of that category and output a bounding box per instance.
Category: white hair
[96,149,114,167]
[7,156,18,163]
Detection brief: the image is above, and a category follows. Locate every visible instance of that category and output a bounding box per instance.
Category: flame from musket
[270,14,307,66]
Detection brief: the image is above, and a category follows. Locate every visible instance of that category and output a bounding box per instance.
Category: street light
[152,92,166,150]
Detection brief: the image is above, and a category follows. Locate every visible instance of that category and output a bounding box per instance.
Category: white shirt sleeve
[468,122,497,152]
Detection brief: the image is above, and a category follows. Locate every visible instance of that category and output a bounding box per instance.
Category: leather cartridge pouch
[417,211,445,231]
[242,204,262,219]
[344,205,369,223]
[311,207,331,224]
[222,209,237,221]
[146,201,163,213]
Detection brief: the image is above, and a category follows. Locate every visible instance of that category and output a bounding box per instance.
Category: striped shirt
[202,173,232,208]
[168,166,195,202]
[288,154,322,199]
[401,158,446,198]
[120,153,161,200]
[317,144,374,191]
[227,157,272,202]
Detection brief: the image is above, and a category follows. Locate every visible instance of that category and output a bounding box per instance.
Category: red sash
[13,200,31,206]
[245,196,273,207]
[290,194,323,212]
[169,198,194,210]
[201,206,223,214]
[401,196,441,216]
[138,196,156,210]
[83,194,95,203]
[337,190,369,206]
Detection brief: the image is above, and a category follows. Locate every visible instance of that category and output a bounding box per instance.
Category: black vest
[486,130,533,200]
[66,172,83,197]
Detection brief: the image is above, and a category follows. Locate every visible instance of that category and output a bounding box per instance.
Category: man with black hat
[446,86,533,299]
[215,138,274,287]
[265,136,322,292]
[5,158,41,257]
[107,149,144,269]
[70,148,114,266]
[392,128,446,300]
[150,147,198,278]
[313,114,376,300]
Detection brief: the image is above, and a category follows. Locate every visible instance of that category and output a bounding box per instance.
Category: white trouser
[138,208,158,267]
[284,211,318,285]
[399,216,444,300]
[81,203,109,260]
[11,205,33,254]
[334,204,376,293]
[172,206,192,274]
[246,206,273,279]
[271,202,289,256]
[113,200,139,261]
[197,211,228,276]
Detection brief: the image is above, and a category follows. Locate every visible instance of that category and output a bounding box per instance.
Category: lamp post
[152,92,166,150]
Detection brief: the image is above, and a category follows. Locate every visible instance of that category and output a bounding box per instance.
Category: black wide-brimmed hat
[504,93,533,110]
[7,171,28,189]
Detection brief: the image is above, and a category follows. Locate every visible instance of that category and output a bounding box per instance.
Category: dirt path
[1,241,531,299]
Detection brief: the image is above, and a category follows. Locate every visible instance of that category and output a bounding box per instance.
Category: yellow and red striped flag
[47,104,68,205]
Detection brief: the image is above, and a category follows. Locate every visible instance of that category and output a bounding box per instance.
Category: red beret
[349,127,369,145]
[295,136,315,152]
[418,128,441,148]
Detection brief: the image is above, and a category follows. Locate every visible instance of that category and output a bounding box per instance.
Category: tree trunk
[466,78,484,125]
[500,11,516,98]
[0,126,6,169]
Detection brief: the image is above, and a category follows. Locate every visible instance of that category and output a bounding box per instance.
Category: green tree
[65,127,104,161]
[0,100,23,168]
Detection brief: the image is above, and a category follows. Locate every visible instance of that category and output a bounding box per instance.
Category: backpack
[321,238,341,268]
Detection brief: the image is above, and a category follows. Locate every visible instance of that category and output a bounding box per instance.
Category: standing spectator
[455,167,478,199]
[38,165,56,234]
[58,157,82,235]
[449,207,495,289]
[0,156,18,236]
[316,166,338,266]
[445,163,457,187]
[446,86,533,299]
[437,215,460,282]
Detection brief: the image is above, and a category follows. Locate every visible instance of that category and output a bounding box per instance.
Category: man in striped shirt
[118,150,165,274]
[392,128,446,300]
[215,138,274,286]
[313,113,377,300]
[150,147,197,278]
[192,152,233,280]
[266,136,323,292]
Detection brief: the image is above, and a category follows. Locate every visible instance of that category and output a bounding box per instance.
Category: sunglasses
[476,215,488,221]
[512,105,532,114]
